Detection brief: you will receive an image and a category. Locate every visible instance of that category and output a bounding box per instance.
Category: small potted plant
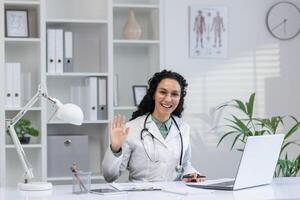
[7,118,39,144]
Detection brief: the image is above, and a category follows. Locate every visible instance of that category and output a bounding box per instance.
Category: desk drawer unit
[47,135,89,177]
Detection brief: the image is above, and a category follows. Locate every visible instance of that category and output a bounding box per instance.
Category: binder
[47,29,56,73]
[5,63,13,107]
[85,77,98,120]
[64,31,73,72]
[12,63,21,107]
[55,29,64,73]
[98,78,107,120]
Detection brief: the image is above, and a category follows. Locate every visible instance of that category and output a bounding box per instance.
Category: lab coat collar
[146,117,167,146]
[145,115,181,146]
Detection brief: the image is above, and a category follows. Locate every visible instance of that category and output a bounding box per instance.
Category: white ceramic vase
[123,9,142,40]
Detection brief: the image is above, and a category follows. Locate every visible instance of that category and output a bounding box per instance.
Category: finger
[193,173,197,179]
[184,178,196,183]
[121,115,126,128]
[182,178,188,183]
[116,114,122,128]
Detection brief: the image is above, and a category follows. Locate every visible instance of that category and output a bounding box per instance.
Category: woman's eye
[171,93,179,97]
[159,91,167,95]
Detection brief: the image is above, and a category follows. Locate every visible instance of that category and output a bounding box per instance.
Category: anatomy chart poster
[190,6,228,58]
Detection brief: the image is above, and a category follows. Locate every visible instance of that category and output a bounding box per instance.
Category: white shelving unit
[112,0,162,119]
[0,0,162,186]
[44,0,110,183]
[0,0,45,186]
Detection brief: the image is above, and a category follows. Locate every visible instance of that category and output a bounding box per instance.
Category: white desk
[1,177,300,200]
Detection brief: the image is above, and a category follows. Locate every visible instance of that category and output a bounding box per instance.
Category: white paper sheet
[161,182,213,196]
[110,182,162,191]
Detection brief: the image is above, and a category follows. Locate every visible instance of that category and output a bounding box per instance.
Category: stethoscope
[140,113,184,173]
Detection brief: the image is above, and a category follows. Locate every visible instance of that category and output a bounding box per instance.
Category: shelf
[46,19,108,24]
[47,120,109,125]
[4,0,40,7]
[47,174,104,181]
[46,73,109,77]
[113,106,137,110]
[6,144,42,149]
[5,107,42,111]
[5,38,40,43]
[113,39,160,46]
[113,4,159,9]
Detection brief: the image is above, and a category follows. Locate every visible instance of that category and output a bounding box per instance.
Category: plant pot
[19,136,31,144]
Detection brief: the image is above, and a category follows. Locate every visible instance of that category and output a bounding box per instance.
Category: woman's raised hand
[109,114,129,153]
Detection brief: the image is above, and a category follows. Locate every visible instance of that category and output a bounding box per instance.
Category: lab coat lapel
[165,122,180,144]
[147,120,167,147]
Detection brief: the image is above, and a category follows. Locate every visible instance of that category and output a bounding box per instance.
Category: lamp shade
[55,103,84,125]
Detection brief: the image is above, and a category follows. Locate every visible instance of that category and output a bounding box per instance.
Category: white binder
[85,77,98,120]
[55,29,64,73]
[98,78,107,120]
[5,63,13,107]
[64,31,73,72]
[12,63,21,107]
[47,29,56,73]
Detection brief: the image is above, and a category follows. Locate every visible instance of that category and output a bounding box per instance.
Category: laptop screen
[233,134,284,190]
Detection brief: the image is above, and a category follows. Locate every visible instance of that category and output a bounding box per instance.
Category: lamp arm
[10,88,43,126]
[7,85,49,183]
[8,125,34,182]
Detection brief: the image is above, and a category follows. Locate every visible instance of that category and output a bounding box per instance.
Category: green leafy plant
[7,118,39,141]
[216,93,300,177]
[276,154,300,177]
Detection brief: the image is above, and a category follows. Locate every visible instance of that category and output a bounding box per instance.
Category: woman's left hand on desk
[182,172,205,183]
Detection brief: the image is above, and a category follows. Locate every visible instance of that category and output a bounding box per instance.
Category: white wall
[163,0,300,178]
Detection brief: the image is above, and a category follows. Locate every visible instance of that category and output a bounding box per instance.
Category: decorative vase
[123,9,142,40]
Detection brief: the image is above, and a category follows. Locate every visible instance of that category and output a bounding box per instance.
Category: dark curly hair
[131,70,188,120]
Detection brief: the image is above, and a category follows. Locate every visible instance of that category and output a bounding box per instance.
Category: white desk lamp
[7,85,84,191]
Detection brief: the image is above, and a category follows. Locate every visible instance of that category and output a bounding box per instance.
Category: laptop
[187,134,284,190]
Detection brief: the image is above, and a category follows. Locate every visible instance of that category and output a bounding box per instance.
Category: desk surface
[1,177,300,200]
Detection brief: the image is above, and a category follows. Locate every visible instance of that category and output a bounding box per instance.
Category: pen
[71,163,88,193]
[183,174,206,179]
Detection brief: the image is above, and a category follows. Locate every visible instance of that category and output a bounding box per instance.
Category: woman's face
[152,78,181,121]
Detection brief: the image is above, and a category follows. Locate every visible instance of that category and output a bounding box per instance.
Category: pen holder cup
[72,171,91,194]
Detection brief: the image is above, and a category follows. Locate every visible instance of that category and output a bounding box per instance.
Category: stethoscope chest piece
[175,165,183,173]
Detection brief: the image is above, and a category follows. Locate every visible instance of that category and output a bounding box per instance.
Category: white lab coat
[102,114,198,182]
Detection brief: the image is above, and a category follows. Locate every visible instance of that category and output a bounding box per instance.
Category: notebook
[187,134,284,190]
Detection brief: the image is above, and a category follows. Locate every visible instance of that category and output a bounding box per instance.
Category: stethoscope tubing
[140,113,183,172]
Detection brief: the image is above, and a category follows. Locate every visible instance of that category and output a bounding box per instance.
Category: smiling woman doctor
[102,70,204,183]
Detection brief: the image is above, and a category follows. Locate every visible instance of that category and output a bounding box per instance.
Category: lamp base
[18,182,53,191]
